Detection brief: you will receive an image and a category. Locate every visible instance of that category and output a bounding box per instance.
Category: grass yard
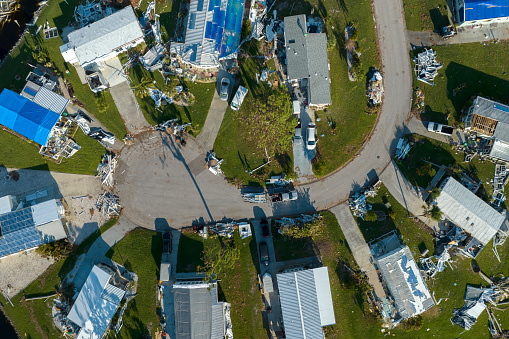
[105,228,163,339]
[412,42,509,125]
[0,217,119,338]
[215,0,380,183]
[397,135,499,200]
[176,228,266,337]
[270,220,318,262]
[403,0,450,31]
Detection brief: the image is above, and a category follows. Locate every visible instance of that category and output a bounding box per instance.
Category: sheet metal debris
[96,192,121,217]
[96,153,117,187]
[242,192,266,203]
[395,138,411,160]
[413,49,442,86]
[452,285,500,330]
[39,117,81,160]
[367,70,383,105]
[349,181,381,220]
[492,164,509,208]
[238,222,252,239]
[207,152,223,176]
[209,222,235,238]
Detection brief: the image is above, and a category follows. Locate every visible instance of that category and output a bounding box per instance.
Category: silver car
[220,77,230,101]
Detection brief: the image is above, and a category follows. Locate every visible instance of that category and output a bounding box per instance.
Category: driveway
[110,82,150,134]
[293,104,315,181]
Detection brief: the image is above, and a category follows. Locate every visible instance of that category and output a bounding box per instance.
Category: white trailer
[231,86,248,111]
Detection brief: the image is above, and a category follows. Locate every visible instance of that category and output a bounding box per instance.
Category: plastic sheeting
[0,89,60,146]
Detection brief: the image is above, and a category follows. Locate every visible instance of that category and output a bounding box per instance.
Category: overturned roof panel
[436,177,505,245]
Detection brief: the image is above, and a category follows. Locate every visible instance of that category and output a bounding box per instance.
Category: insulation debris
[96,192,121,217]
[96,153,118,187]
[413,49,442,86]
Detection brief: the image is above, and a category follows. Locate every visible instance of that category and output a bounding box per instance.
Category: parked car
[271,190,298,202]
[231,86,248,111]
[427,122,454,136]
[306,123,316,150]
[163,232,172,254]
[259,241,269,266]
[293,119,303,145]
[220,77,230,101]
[261,219,270,237]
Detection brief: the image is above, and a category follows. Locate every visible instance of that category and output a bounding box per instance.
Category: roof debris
[413,49,442,86]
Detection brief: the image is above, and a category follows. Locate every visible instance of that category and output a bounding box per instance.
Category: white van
[230,86,248,111]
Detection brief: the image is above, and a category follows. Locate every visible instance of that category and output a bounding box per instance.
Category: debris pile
[366,70,383,105]
[149,88,173,108]
[395,138,411,160]
[39,118,81,160]
[492,164,508,208]
[96,192,121,217]
[207,152,224,176]
[413,48,442,86]
[96,153,117,187]
[238,222,252,239]
[274,214,321,228]
[74,0,114,27]
[248,0,267,40]
[266,175,292,187]
[242,192,266,203]
[209,222,236,238]
[349,182,381,220]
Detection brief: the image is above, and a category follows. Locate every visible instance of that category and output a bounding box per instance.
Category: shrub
[365,210,377,222]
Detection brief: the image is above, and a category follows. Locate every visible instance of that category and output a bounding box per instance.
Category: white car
[220,77,230,101]
[306,123,316,150]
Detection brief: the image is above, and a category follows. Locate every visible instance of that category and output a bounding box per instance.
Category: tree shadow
[429,7,449,32]
[175,229,205,273]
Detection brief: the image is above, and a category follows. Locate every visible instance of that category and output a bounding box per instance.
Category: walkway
[330,204,386,299]
[110,81,150,134]
[408,21,509,47]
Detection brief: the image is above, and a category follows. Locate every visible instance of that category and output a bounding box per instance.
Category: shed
[292,100,300,115]
[0,89,60,146]
[160,262,171,282]
[262,272,273,293]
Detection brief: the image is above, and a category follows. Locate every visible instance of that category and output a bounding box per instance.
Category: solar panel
[0,207,43,258]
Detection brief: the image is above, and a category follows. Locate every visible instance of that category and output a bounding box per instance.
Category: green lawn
[412,42,509,125]
[105,228,162,339]
[176,228,266,337]
[403,0,450,31]
[270,220,318,262]
[0,217,119,338]
[397,135,499,200]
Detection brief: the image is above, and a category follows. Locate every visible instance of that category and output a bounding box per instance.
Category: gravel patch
[66,194,111,245]
[0,251,55,298]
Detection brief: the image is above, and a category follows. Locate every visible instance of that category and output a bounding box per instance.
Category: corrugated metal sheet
[277,268,331,339]
[33,86,69,115]
[313,267,335,326]
[376,246,434,319]
[67,6,144,66]
[436,177,505,244]
[489,139,509,162]
[210,304,225,339]
[101,283,126,306]
[464,0,509,22]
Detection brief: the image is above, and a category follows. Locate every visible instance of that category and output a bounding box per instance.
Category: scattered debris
[96,192,121,217]
[73,0,114,27]
[266,175,292,187]
[249,0,267,40]
[96,153,118,187]
[348,181,381,220]
[413,49,442,86]
[207,152,224,176]
[209,222,236,238]
[39,117,81,161]
[274,214,321,228]
[238,222,252,239]
[451,285,500,330]
[149,88,173,108]
[344,25,361,82]
[492,164,509,208]
[242,192,266,203]
[367,70,383,105]
[395,138,411,160]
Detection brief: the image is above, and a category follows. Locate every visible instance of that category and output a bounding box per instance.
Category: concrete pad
[102,57,128,87]
[110,82,151,134]
[196,90,227,151]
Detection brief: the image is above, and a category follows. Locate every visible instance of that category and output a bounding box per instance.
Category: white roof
[490,139,509,162]
[33,86,69,115]
[31,199,60,227]
[160,262,170,281]
[36,219,67,243]
[68,265,125,339]
[0,195,15,215]
[436,177,505,244]
[277,267,335,339]
[262,272,273,293]
[66,6,143,66]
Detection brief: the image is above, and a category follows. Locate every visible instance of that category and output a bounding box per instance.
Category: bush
[401,315,423,331]
[364,210,377,222]
[313,160,327,177]
[36,239,73,260]
[280,218,324,239]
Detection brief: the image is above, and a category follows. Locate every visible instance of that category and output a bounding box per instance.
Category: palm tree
[133,76,155,98]
[421,204,442,222]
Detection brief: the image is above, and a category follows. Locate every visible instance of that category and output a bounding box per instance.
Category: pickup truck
[427,122,454,136]
[271,190,298,202]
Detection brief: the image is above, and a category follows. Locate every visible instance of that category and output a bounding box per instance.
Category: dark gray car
[259,241,269,266]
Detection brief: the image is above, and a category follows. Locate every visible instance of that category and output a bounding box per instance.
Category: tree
[430,187,441,200]
[416,163,433,177]
[365,210,377,222]
[430,205,442,221]
[280,218,324,239]
[133,76,155,98]
[198,239,240,281]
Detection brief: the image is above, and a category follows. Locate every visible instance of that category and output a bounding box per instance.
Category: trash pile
[266,175,292,187]
[74,0,114,27]
[492,164,508,208]
[349,182,381,220]
[52,299,79,336]
[413,49,442,86]
[149,88,173,108]
[242,192,266,203]
[209,222,236,238]
[96,153,117,187]
[366,70,383,105]
[249,0,267,40]
[96,192,121,217]
[395,138,411,160]
[39,118,81,160]
[274,214,321,228]
[238,222,252,239]
[207,152,224,176]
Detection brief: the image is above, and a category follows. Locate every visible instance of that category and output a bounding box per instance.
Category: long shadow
[175,229,205,273]
[160,132,214,222]
[445,62,509,121]
[429,7,449,32]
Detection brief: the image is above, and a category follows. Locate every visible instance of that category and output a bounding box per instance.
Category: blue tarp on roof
[0,89,60,146]
[464,0,509,21]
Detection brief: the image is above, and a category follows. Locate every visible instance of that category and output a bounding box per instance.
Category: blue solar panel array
[0,208,43,258]
[203,0,244,58]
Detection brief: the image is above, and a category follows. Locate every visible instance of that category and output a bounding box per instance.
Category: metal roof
[0,89,60,146]
[0,196,15,216]
[471,96,509,142]
[277,267,335,339]
[376,246,434,319]
[32,86,69,115]
[436,177,505,245]
[68,265,125,339]
[173,282,226,339]
[464,0,509,22]
[284,15,332,106]
[66,6,144,66]
[489,139,509,162]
